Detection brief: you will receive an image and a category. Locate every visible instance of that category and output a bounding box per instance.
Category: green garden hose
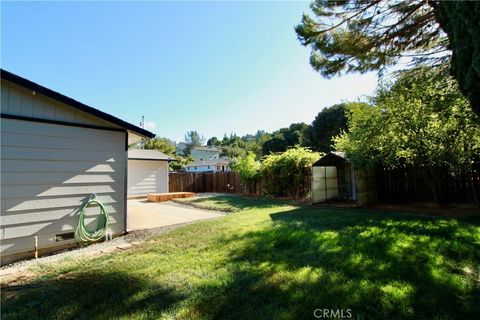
[75,194,110,242]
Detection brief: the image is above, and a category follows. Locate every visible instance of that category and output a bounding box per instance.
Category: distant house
[186,158,231,173]
[190,146,220,161]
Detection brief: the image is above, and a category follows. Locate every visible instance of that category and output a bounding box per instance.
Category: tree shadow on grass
[1,270,184,320]
[193,206,480,320]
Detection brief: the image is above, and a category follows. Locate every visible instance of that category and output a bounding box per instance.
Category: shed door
[312,166,339,203]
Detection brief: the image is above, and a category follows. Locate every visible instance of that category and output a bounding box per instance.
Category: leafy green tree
[305,103,348,152]
[262,134,289,155]
[333,102,384,167]
[334,66,480,202]
[142,137,192,171]
[220,145,246,159]
[232,152,261,184]
[170,155,194,172]
[184,131,205,156]
[255,130,271,144]
[284,123,309,146]
[221,134,230,145]
[295,0,480,116]
[435,1,480,115]
[262,123,308,155]
[261,146,321,198]
[143,137,176,156]
[207,137,220,146]
[295,0,447,77]
[207,130,272,159]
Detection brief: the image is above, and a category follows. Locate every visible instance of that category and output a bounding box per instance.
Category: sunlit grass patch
[2,196,479,320]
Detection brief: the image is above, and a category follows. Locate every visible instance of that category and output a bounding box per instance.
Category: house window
[195,166,197,170]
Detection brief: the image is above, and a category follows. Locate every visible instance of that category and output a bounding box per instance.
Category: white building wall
[185,163,230,173]
[1,79,127,263]
[1,118,126,260]
[185,165,215,173]
[127,160,169,196]
[190,149,220,161]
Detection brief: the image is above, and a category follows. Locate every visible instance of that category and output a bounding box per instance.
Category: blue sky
[1,1,378,142]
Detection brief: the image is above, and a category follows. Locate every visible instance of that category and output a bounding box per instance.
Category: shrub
[261,146,321,198]
[232,152,261,184]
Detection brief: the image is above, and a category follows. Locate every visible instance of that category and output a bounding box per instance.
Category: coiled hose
[75,194,110,242]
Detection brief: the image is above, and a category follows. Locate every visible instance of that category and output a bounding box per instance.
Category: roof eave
[1,69,155,139]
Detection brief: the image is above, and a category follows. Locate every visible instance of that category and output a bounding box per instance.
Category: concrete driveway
[127,199,224,231]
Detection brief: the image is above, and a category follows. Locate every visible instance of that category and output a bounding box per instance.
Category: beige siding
[1,118,127,257]
[1,79,122,129]
[127,160,169,197]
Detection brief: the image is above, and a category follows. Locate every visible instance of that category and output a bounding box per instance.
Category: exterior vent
[55,232,75,242]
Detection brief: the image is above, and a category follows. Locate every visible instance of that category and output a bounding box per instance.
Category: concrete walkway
[127,199,224,231]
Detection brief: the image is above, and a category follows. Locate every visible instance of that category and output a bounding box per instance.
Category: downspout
[124,131,128,234]
[34,235,38,259]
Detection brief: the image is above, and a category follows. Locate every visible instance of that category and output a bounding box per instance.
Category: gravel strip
[0,221,200,281]
[0,194,231,282]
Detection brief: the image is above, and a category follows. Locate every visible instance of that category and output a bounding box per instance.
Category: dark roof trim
[1,69,155,139]
[313,152,350,167]
[1,113,126,133]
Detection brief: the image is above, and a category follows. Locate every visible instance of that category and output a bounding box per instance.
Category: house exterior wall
[190,149,220,161]
[185,164,215,173]
[1,80,123,129]
[127,160,169,197]
[1,80,127,265]
[185,163,230,173]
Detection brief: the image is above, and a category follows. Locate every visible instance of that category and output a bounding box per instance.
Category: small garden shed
[311,152,377,207]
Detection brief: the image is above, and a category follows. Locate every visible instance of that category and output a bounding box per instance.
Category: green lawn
[2,196,479,320]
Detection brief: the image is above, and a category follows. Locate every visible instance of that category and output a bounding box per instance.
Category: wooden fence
[375,164,480,203]
[170,164,480,204]
[169,170,312,197]
[170,171,255,195]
